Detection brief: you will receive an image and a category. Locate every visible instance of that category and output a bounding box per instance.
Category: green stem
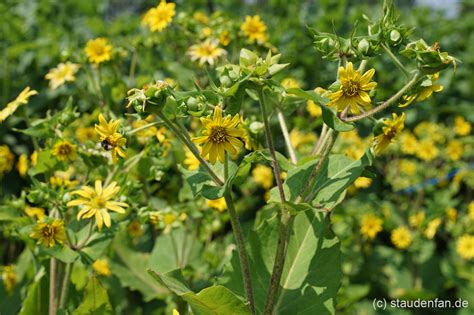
[276,107,297,164]
[157,112,224,185]
[381,43,410,78]
[257,88,292,315]
[343,72,421,122]
[223,193,256,314]
[58,263,72,309]
[49,258,57,315]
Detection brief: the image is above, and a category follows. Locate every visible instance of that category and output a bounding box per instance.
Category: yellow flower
[25,206,45,220]
[409,211,425,228]
[454,116,471,136]
[446,140,463,161]
[207,197,227,212]
[45,62,80,89]
[289,129,316,149]
[0,87,38,123]
[469,202,474,221]
[52,140,77,161]
[193,12,209,24]
[281,77,300,89]
[183,149,200,171]
[76,127,97,143]
[31,150,38,166]
[241,15,267,43]
[373,113,405,154]
[415,139,439,161]
[0,145,14,176]
[399,132,418,155]
[445,207,457,222]
[132,118,158,144]
[391,226,412,249]
[219,31,231,46]
[424,218,442,239]
[29,219,66,248]
[399,159,416,175]
[142,0,176,32]
[354,177,372,189]
[252,164,274,189]
[2,265,17,295]
[418,73,444,101]
[95,114,127,162]
[193,107,245,164]
[16,154,28,177]
[328,62,377,114]
[67,180,128,230]
[456,235,474,260]
[85,38,112,65]
[188,39,226,66]
[201,27,212,38]
[92,259,112,276]
[360,214,383,239]
[50,168,78,188]
[173,309,180,315]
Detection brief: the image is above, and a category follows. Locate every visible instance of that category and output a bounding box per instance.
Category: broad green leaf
[73,277,112,315]
[149,227,203,273]
[286,87,354,131]
[310,150,374,208]
[19,274,48,315]
[110,230,167,301]
[148,269,251,315]
[220,209,341,314]
[42,245,79,263]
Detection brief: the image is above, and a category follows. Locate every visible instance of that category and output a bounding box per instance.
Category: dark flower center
[210,126,228,143]
[343,80,360,96]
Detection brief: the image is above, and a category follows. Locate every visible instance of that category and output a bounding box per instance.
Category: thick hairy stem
[224,193,256,314]
[276,108,297,164]
[257,89,292,315]
[49,258,57,315]
[342,72,421,122]
[312,124,329,155]
[58,263,72,309]
[157,112,224,185]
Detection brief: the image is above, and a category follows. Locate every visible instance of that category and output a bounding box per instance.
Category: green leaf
[110,230,167,301]
[19,274,48,315]
[220,210,341,314]
[73,277,112,315]
[286,87,354,131]
[180,166,213,199]
[42,245,79,263]
[148,227,204,273]
[30,150,57,176]
[148,269,251,315]
[310,150,374,209]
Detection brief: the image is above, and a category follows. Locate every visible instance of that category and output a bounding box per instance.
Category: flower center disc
[92,196,107,209]
[210,126,227,143]
[343,80,359,96]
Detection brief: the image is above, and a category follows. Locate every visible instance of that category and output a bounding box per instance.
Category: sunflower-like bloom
[188,40,227,66]
[192,107,245,164]
[252,164,274,189]
[52,140,77,161]
[0,145,14,176]
[456,235,474,260]
[360,214,383,239]
[391,226,412,250]
[45,62,80,89]
[207,197,227,212]
[85,38,113,65]
[92,259,112,276]
[95,114,127,162]
[240,15,268,43]
[67,180,128,230]
[0,87,38,123]
[373,113,405,154]
[142,0,176,32]
[328,62,377,114]
[29,219,66,248]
